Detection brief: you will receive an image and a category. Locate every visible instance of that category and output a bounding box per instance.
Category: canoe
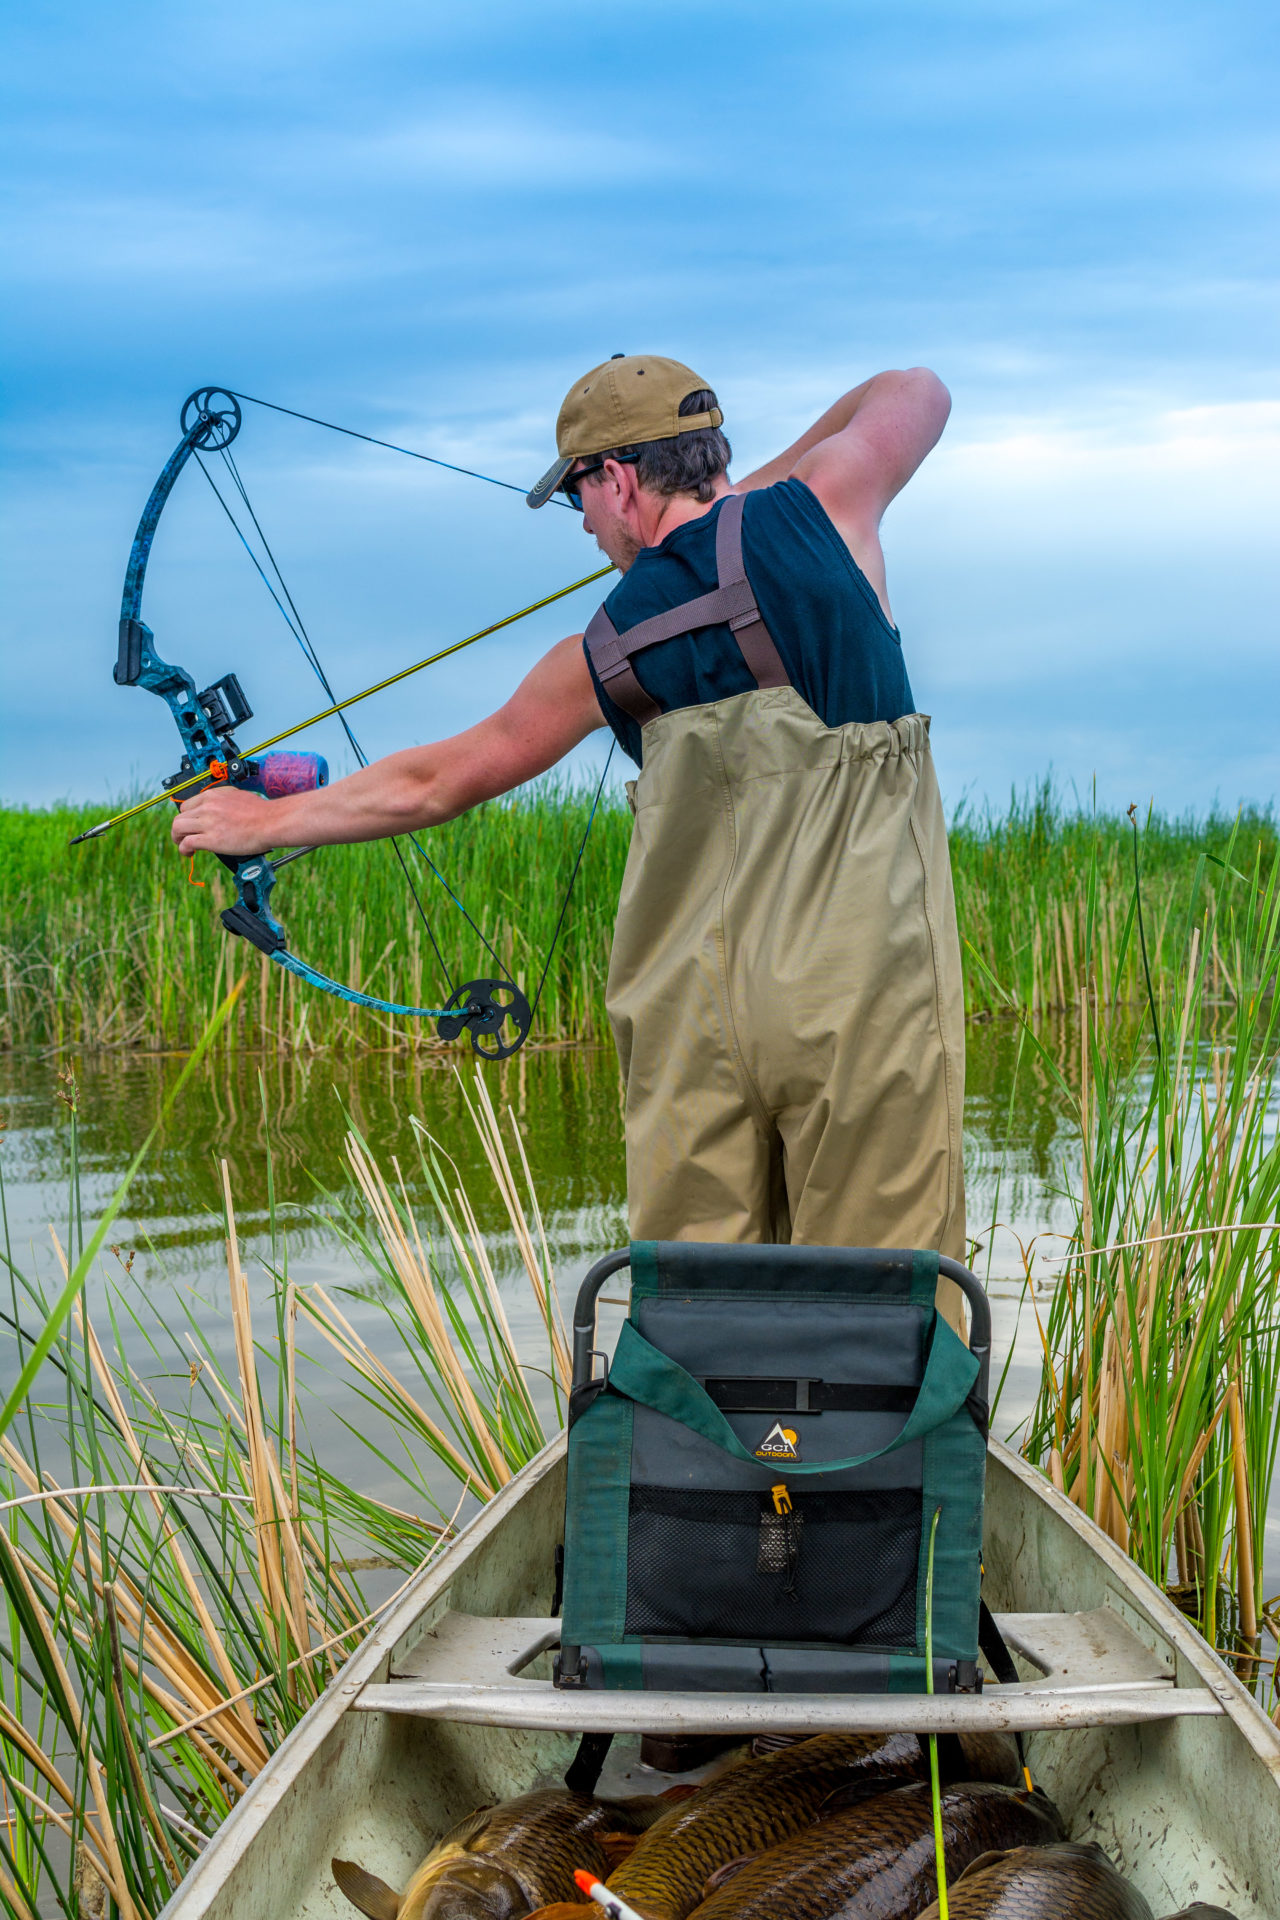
[159,1434,1280,1920]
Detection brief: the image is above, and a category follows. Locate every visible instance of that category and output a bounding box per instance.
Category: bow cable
[195,445,496,992]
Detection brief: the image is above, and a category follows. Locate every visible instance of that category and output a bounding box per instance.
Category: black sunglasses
[561,451,639,511]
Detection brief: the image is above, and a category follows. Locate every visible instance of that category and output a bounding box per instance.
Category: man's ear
[606,458,643,516]
[602,457,629,493]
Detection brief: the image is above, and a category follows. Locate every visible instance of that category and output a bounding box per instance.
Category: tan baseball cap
[526,353,723,508]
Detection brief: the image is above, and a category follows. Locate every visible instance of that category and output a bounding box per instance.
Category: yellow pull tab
[772,1484,792,1515]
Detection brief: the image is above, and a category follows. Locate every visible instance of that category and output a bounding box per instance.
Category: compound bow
[104,384,591,1058]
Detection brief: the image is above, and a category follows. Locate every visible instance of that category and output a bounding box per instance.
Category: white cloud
[333,110,668,189]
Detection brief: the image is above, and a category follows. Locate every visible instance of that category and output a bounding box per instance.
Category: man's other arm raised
[734,369,951,622]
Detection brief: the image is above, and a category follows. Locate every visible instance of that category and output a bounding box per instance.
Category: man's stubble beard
[597,524,642,573]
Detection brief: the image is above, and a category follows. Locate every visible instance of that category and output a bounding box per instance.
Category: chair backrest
[556,1241,990,1694]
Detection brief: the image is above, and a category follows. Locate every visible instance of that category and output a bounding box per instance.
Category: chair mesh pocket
[623,1483,921,1645]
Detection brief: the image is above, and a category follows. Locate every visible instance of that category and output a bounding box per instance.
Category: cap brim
[526,454,575,509]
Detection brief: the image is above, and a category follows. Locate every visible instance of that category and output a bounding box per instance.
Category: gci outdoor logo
[753,1422,801,1461]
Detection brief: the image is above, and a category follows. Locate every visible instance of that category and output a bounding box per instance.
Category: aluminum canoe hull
[158,1437,1280,1919]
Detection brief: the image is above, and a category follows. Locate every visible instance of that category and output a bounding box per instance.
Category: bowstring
[227,389,575,507]
[528,738,617,1020]
[194,450,471,994]
[192,410,614,1024]
[200,447,513,989]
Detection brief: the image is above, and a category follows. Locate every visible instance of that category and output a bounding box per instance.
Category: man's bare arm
[735,369,950,509]
[733,368,950,621]
[172,633,605,858]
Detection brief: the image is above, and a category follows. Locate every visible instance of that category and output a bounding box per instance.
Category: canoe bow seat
[350,1246,1229,1738]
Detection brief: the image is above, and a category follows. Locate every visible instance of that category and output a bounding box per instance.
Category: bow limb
[115,390,254,767]
[221,856,531,1057]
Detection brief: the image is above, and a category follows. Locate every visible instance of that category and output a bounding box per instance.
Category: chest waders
[586,494,966,1315]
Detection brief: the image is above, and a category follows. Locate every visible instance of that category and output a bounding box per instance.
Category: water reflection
[0,1022,1069,1449]
[4,1022,1275,1632]
[2,1047,628,1252]
[2,1021,1078,1260]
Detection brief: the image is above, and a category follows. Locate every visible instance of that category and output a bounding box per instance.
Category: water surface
[3,1027,1272,1594]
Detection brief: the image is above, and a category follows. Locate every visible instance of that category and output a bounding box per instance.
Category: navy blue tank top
[582,479,914,766]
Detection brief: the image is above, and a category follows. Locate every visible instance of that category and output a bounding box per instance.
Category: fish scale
[607,1733,927,1920]
[685,1782,1065,1920]
[915,1842,1154,1918]
[335,1789,668,1920]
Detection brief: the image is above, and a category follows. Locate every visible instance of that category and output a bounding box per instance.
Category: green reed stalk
[1009,816,1280,1675]
[295,1071,570,1515]
[3,781,1274,1052]
[0,1076,514,1913]
[0,1044,585,1912]
[924,1505,948,1920]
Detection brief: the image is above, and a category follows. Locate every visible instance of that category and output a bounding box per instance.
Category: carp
[607,1732,931,1920]
[945,1734,1024,1789]
[915,1843,1153,1918]
[751,1731,1023,1789]
[333,1789,668,1920]
[685,1781,1065,1920]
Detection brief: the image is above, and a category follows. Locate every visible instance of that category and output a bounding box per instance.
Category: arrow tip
[69,822,111,846]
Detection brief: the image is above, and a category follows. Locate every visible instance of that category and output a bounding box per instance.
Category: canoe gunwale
[989,1442,1280,1776]
[154,1437,569,1920]
[155,1435,1280,1920]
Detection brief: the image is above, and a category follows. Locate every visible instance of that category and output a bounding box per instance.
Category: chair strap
[978,1598,1029,1779]
[702,1376,917,1416]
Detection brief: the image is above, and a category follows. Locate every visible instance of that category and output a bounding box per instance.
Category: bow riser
[116,618,254,782]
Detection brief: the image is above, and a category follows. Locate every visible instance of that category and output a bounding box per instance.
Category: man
[174,354,965,1283]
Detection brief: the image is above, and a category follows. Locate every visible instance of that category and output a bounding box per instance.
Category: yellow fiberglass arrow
[70,563,615,846]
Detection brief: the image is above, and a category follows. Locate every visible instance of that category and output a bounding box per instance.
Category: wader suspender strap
[583,492,790,725]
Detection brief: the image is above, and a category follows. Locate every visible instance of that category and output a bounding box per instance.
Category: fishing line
[528,738,617,1021]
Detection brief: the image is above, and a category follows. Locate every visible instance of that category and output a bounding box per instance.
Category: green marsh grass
[3,780,1274,1051]
[0,780,628,1054]
[0,1063,568,1916]
[6,843,1280,1912]
[1003,821,1280,1701]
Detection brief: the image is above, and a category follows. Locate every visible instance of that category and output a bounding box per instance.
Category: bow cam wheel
[437,979,532,1060]
[180,388,242,451]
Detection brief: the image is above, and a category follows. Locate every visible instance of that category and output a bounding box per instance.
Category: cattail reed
[1018,818,1280,1684]
[0,1057,566,1914]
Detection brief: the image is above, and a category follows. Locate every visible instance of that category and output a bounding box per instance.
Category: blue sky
[3,1,1276,819]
